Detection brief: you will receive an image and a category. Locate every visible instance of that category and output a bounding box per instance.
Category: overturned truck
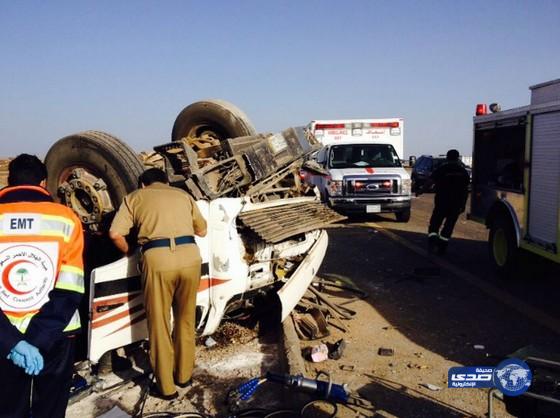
[44,100,344,363]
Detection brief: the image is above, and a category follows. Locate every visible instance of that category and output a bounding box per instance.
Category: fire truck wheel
[171,99,257,143]
[489,216,518,277]
[45,130,145,233]
[395,208,411,222]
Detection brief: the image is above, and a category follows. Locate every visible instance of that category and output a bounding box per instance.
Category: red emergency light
[370,122,399,128]
[315,123,346,130]
[476,104,488,115]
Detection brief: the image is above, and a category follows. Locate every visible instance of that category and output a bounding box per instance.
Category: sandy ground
[295,195,560,418]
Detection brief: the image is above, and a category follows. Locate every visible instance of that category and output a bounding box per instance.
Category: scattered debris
[310,344,329,362]
[382,325,397,331]
[414,352,424,358]
[420,383,442,392]
[292,309,330,340]
[205,336,218,348]
[407,363,429,369]
[378,347,394,356]
[292,276,367,340]
[339,364,355,371]
[328,339,347,360]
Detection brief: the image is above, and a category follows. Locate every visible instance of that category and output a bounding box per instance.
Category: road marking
[366,222,560,337]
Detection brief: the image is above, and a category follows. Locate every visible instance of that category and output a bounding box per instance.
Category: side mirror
[409,156,416,167]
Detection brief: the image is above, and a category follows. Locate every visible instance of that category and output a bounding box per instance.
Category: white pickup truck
[302,119,412,222]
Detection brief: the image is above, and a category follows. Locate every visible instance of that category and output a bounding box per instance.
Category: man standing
[109,168,207,400]
[426,149,470,254]
[0,154,84,418]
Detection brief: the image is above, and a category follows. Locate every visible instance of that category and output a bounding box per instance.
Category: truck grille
[238,201,346,243]
[345,178,398,195]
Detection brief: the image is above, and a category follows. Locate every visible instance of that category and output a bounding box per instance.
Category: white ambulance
[304,118,412,222]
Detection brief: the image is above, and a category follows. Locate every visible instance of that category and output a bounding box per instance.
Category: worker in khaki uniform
[109,168,207,400]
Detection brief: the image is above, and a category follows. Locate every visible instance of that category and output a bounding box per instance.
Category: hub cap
[57,168,114,232]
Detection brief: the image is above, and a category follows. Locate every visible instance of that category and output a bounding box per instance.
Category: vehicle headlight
[402,179,412,195]
[327,180,343,196]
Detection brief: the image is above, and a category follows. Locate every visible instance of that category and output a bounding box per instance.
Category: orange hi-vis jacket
[0,185,84,357]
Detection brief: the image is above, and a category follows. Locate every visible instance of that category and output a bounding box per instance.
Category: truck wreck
[43,100,345,363]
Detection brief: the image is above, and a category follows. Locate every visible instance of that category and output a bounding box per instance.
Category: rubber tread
[45,130,144,202]
[171,99,256,142]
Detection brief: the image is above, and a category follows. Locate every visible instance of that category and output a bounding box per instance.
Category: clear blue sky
[1,0,558,159]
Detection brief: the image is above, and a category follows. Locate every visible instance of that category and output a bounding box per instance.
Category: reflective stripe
[6,309,81,334]
[41,214,75,228]
[428,232,439,237]
[56,266,85,293]
[39,218,74,242]
[5,312,35,333]
[63,310,81,332]
[60,265,83,275]
[439,235,450,241]
[0,214,75,242]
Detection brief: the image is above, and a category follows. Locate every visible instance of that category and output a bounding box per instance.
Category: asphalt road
[315,194,560,417]
[372,194,560,324]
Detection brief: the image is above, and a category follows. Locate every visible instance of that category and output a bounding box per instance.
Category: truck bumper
[277,230,328,320]
[328,196,411,213]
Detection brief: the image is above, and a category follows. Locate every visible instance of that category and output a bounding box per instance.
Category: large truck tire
[45,130,145,233]
[45,131,145,362]
[171,99,256,142]
[489,215,518,277]
[395,208,411,222]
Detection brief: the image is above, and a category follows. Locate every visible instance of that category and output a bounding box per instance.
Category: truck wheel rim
[493,229,508,267]
[56,166,113,231]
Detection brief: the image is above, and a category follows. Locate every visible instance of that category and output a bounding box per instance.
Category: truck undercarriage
[43,100,345,363]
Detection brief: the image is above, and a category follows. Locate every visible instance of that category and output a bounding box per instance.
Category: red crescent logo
[2,260,34,296]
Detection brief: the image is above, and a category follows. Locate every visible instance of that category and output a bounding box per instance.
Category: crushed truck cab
[88,198,329,363]
[44,100,344,363]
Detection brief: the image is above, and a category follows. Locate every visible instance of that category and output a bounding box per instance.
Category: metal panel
[238,201,345,243]
[528,112,560,248]
[530,79,560,105]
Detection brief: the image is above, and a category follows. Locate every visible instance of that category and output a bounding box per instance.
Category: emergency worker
[0,154,84,418]
[109,168,207,400]
[426,149,470,254]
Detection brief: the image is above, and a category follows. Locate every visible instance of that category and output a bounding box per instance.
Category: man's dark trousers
[428,201,461,253]
[0,338,75,418]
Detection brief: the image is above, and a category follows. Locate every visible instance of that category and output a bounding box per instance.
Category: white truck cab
[303,119,412,222]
